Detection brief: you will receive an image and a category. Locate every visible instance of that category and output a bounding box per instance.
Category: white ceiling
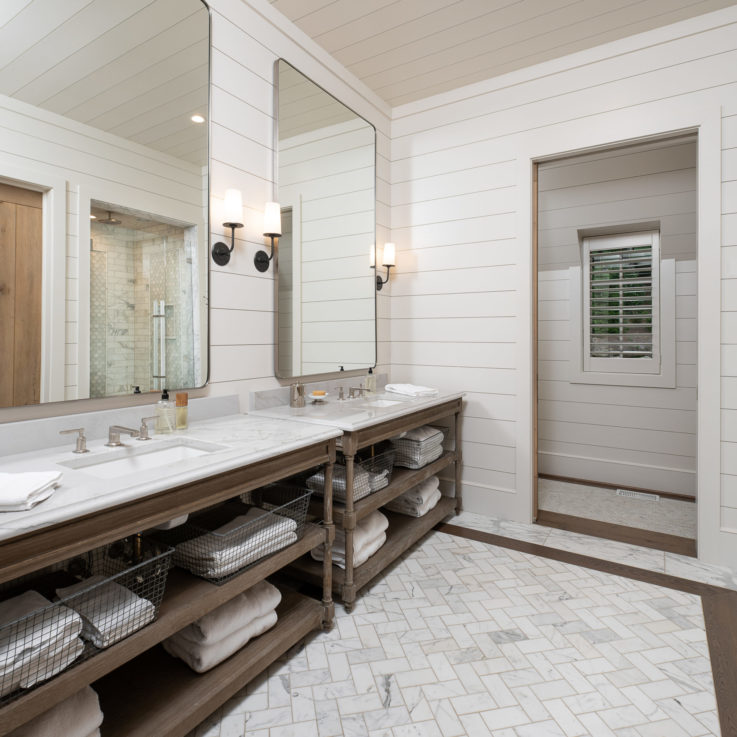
[269,0,737,107]
[0,0,209,166]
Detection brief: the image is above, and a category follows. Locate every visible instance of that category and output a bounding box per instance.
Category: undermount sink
[58,438,227,479]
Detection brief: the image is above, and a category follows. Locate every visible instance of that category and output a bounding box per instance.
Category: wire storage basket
[0,536,172,705]
[306,448,395,504]
[159,486,312,585]
[391,426,445,469]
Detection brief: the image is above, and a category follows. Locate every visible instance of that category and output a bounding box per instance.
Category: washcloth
[0,472,61,512]
[384,384,438,397]
[307,464,372,503]
[312,531,387,569]
[7,685,103,737]
[385,489,442,518]
[175,507,298,579]
[174,580,281,646]
[56,575,156,649]
[163,610,278,673]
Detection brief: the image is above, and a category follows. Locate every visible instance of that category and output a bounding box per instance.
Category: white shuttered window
[583,231,661,375]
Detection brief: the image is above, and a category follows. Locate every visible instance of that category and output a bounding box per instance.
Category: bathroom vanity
[0,412,339,737]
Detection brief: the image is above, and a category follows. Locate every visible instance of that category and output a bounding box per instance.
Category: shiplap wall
[537,140,697,496]
[389,4,737,557]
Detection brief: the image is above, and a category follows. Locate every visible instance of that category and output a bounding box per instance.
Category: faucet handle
[59,427,89,454]
[138,416,158,441]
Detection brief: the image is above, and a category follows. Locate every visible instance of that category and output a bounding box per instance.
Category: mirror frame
[272,58,378,382]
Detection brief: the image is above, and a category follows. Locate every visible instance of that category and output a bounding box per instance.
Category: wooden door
[0,183,43,406]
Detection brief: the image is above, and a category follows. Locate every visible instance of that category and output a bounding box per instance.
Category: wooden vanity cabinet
[0,438,335,737]
[291,397,463,610]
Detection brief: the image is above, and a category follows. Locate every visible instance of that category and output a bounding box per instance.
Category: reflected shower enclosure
[89,204,202,398]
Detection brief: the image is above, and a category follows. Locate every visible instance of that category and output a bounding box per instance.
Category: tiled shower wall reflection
[90,221,197,398]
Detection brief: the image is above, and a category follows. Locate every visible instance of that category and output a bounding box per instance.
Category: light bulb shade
[369,245,376,268]
[263,201,282,236]
[223,188,243,225]
[382,242,396,267]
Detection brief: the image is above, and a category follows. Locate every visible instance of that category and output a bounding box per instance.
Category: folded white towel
[163,610,278,673]
[384,384,438,397]
[56,575,156,649]
[334,510,388,553]
[393,443,444,470]
[175,508,298,579]
[307,464,372,502]
[392,425,444,443]
[0,472,61,512]
[175,580,281,646]
[6,685,103,737]
[312,531,386,569]
[385,488,442,518]
[390,476,440,507]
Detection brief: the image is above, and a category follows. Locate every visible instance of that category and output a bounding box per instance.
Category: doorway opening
[533,135,697,557]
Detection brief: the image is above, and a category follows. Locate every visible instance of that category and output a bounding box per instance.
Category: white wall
[389,6,737,565]
[537,140,697,496]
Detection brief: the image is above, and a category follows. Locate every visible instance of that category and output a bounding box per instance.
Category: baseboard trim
[538,473,696,503]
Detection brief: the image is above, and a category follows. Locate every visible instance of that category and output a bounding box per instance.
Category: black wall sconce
[372,242,395,291]
[254,202,281,272]
[211,189,243,266]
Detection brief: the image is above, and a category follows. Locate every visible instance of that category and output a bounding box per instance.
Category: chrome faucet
[105,425,139,447]
[59,427,89,454]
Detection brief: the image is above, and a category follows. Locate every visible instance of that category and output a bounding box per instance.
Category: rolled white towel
[312,531,386,569]
[163,610,278,673]
[384,384,438,398]
[385,488,442,518]
[175,580,281,646]
[6,685,103,737]
[56,575,156,649]
[175,508,298,579]
[0,472,61,512]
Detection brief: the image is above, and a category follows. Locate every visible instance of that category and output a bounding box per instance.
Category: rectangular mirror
[275,59,376,379]
[0,0,209,408]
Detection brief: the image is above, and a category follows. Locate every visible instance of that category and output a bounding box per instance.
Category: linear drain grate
[616,489,660,501]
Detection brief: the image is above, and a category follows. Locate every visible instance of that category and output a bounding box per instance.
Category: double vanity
[0,390,463,737]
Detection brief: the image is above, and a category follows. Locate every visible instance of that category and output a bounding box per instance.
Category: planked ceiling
[0,0,209,166]
[269,0,737,107]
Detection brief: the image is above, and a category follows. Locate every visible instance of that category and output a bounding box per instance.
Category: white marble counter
[249,390,464,432]
[0,414,341,542]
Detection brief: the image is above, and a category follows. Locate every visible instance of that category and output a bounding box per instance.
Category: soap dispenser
[366,367,376,394]
[155,389,176,434]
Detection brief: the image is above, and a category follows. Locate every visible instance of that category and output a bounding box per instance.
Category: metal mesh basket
[306,449,395,504]
[391,426,445,469]
[0,536,172,704]
[159,487,312,585]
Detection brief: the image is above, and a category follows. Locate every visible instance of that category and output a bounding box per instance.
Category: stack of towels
[311,510,389,569]
[56,575,156,649]
[384,476,442,517]
[0,591,84,697]
[391,425,445,469]
[174,507,297,580]
[307,462,390,503]
[0,471,61,512]
[163,580,281,673]
[384,384,438,398]
[7,685,103,737]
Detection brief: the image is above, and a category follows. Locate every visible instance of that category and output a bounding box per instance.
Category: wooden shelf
[0,525,325,736]
[290,496,457,597]
[94,590,322,737]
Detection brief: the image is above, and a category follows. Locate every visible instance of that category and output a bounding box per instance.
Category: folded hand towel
[163,610,278,673]
[7,685,102,737]
[175,580,281,646]
[385,488,442,518]
[384,384,438,398]
[390,476,440,507]
[392,425,444,444]
[367,468,390,492]
[0,472,61,512]
[307,465,372,502]
[393,443,444,470]
[175,508,298,579]
[56,575,155,649]
[311,531,386,569]
[333,510,388,554]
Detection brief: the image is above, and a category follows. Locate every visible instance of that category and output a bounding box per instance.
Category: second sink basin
[59,438,227,479]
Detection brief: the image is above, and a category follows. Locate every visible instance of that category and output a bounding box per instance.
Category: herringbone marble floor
[186,526,719,737]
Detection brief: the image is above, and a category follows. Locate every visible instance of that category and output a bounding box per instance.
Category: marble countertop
[0,414,341,542]
[249,390,464,432]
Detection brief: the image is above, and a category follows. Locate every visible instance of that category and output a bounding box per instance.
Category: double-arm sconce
[211,189,243,266]
[254,202,281,272]
[371,242,396,291]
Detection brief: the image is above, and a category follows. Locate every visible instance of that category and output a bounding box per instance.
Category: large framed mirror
[0,0,209,408]
[275,59,376,379]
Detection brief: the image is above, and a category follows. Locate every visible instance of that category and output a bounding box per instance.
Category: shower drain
[616,489,660,501]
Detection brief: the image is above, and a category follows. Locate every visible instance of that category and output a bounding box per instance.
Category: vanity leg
[342,452,357,610]
[454,407,463,514]
[321,456,335,629]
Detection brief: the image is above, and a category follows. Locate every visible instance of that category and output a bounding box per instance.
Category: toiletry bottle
[155,389,175,433]
[176,392,189,430]
[366,367,376,394]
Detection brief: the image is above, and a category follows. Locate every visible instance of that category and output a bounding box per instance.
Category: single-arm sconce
[373,242,395,291]
[211,189,243,266]
[255,202,281,272]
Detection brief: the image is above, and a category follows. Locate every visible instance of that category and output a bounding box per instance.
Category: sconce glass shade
[263,201,282,236]
[223,188,243,225]
[382,242,396,267]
